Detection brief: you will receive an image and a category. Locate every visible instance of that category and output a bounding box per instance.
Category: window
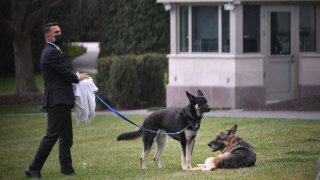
[180,6,189,52]
[243,5,260,53]
[192,6,218,52]
[178,5,230,53]
[270,12,291,55]
[300,5,316,52]
[222,9,230,52]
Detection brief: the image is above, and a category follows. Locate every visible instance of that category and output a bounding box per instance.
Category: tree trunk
[13,33,40,96]
[11,0,40,97]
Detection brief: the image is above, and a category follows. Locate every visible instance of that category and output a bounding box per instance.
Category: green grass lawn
[0,74,43,113]
[0,114,319,179]
[0,74,44,96]
[0,103,43,114]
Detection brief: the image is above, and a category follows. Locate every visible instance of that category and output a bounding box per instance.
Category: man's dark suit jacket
[40,43,79,108]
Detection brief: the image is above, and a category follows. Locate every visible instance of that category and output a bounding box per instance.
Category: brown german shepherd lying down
[189,125,256,171]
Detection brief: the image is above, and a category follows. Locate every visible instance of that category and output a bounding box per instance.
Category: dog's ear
[197,89,204,97]
[186,91,195,103]
[227,124,237,137]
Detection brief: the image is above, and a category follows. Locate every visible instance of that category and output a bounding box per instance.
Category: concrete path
[71,42,99,74]
[95,109,320,120]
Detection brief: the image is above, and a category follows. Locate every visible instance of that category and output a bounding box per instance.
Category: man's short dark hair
[42,22,59,34]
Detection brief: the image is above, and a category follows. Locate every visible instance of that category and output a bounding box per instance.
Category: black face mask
[53,34,64,47]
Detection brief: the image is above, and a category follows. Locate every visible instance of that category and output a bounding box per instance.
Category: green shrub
[108,55,140,108]
[96,56,113,104]
[136,53,166,106]
[64,45,87,58]
[98,0,169,56]
[96,53,167,108]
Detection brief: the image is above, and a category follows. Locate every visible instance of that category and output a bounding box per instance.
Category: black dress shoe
[61,172,76,176]
[25,167,41,178]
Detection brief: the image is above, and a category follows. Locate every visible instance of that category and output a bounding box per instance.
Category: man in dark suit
[25,22,89,178]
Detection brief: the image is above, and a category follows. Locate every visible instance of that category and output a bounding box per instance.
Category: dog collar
[180,109,200,130]
[187,118,200,130]
[194,122,199,129]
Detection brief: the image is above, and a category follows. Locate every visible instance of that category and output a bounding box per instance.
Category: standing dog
[117,90,211,170]
[190,125,256,171]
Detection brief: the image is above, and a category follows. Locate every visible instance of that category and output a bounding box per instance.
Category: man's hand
[79,73,90,80]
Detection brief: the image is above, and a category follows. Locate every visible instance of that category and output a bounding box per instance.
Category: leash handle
[95,95,187,135]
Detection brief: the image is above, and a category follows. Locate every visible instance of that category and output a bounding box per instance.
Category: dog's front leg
[185,138,196,169]
[180,141,188,170]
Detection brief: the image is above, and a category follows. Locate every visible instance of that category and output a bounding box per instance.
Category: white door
[264,6,298,102]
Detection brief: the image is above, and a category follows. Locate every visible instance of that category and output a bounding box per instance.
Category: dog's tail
[117,129,142,141]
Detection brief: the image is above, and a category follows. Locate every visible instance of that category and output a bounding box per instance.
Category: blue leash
[95,94,188,135]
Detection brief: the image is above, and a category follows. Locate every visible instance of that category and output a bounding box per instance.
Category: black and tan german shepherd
[117,90,211,170]
[190,125,256,171]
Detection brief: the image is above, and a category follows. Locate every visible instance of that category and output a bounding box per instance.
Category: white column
[170,4,177,54]
[317,5,320,53]
[229,5,243,55]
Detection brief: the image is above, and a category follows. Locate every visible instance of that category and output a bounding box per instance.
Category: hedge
[98,0,169,56]
[96,53,167,108]
[64,45,87,58]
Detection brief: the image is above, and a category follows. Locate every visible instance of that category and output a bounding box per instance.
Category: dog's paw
[182,166,188,171]
[181,164,187,170]
[196,164,205,167]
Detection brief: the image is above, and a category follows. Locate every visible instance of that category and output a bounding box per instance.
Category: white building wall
[299,54,320,86]
[235,55,264,87]
[167,54,265,108]
[168,55,235,87]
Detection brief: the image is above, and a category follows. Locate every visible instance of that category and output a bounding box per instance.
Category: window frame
[178,5,229,54]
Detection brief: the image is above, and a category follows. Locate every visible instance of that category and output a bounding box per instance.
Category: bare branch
[47,0,63,9]
[26,0,62,30]
[27,9,42,29]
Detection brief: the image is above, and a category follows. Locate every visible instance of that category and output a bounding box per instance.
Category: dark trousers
[29,104,74,173]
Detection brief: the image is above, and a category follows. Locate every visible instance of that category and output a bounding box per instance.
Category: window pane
[300,5,316,52]
[243,5,260,53]
[180,6,189,52]
[222,9,230,52]
[271,12,291,55]
[192,6,218,52]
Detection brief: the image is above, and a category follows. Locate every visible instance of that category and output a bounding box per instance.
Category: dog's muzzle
[204,105,211,112]
[208,143,221,152]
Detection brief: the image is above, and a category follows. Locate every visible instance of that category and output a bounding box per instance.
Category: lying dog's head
[208,125,238,152]
[186,90,211,117]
